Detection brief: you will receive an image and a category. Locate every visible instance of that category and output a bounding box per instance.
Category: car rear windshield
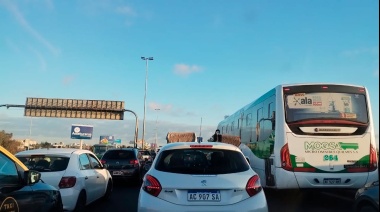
[16,155,70,172]
[139,151,151,155]
[102,150,136,160]
[155,148,250,175]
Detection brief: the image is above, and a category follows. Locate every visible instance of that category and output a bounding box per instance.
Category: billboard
[100,135,115,144]
[24,97,125,120]
[71,124,93,139]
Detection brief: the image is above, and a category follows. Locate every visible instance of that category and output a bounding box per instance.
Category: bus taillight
[281,143,292,171]
[369,143,378,172]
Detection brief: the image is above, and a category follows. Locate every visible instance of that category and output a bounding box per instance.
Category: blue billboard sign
[100,135,115,144]
[71,124,93,139]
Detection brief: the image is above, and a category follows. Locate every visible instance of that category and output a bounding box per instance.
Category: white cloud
[375,68,379,78]
[173,64,203,77]
[342,47,379,57]
[115,6,136,16]
[5,39,21,54]
[29,46,47,71]
[1,0,60,55]
[62,76,75,85]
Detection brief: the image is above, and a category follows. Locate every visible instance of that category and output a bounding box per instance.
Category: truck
[92,144,115,159]
[166,132,196,143]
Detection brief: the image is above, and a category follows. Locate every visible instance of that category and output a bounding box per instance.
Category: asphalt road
[86,180,357,212]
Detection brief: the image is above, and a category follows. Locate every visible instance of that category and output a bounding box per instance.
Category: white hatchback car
[16,148,113,211]
[138,142,268,212]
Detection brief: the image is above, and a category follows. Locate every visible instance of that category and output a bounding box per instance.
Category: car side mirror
[27,170,41,184]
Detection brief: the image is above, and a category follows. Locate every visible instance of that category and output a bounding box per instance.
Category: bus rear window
[285,92,368,123]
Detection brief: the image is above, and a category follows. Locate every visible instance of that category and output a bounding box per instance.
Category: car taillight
[142,174,162,197]
[281,143,292,171]
[369,143,378,172]
[246,175,262,197]
[100,160,106,164]
[130,159,139,167]
[59,176,76,188]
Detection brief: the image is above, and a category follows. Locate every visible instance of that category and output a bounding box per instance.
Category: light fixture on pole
[141,56,154,150]
[155,108,160,150]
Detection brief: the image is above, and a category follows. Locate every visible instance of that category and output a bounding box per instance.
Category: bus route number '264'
[323,155,338,161]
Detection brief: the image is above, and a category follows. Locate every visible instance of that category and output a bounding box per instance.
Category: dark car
[139,150,152,164]
[100,148,142,184]
[353,180,379,212]
[0,146,63,212]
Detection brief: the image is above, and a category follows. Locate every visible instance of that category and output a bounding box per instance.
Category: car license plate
[187,190,221,202]
[323,178,341,184]
[113,171,122,175]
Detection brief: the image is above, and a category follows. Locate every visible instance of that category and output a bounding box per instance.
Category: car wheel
[102,180,113,201]
[74,191,86,212]
[359,205,377,212]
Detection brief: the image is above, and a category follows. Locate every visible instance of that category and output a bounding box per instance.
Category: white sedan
[138,142,268,212]
[16,148,113,211]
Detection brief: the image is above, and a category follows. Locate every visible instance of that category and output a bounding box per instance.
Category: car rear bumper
[137,188,268,212]
[108,168,140,180]
[60,187,80,211]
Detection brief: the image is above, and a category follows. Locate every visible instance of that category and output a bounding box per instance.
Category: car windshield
[16,156,69,172]
[155,148,250,175]
[103,150,135,160]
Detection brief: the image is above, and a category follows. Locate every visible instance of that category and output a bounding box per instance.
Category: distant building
[17,139,37,150]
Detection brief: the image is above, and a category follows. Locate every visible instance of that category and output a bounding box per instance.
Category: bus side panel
[295,172,369,189]
[240,144,266,184]
[273,168,299,189]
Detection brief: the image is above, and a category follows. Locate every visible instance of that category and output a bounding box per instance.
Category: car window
[155,148,250,174]
[17,156,69,172]
[0,153,19,185]
[103,150,136,160]
[79,154,91,170]
[88,153,102,169]
[139,151,151,156]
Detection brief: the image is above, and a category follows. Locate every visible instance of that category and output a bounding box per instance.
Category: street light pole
[141,56,153,150]
[155,108,160,150]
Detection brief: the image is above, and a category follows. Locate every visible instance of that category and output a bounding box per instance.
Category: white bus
[217,83,378,190]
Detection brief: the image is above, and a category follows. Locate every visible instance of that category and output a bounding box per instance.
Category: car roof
[160,141,241,151]
[0,146,28,171]
[106,148,137,151]
[15,148,93,157]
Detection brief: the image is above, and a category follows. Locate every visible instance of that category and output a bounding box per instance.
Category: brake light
[322,86,328,89]
[369,144,378,172]
[347,144,377,173]
[246,175,262,197]
[59,176,76,188]
[281,143,292,171]
[100,160,106,164]
[190,145,213,148]
[130,159,139,167]
[143,174,162,197]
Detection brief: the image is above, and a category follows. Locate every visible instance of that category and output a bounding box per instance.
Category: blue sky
[0,0,378,148]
